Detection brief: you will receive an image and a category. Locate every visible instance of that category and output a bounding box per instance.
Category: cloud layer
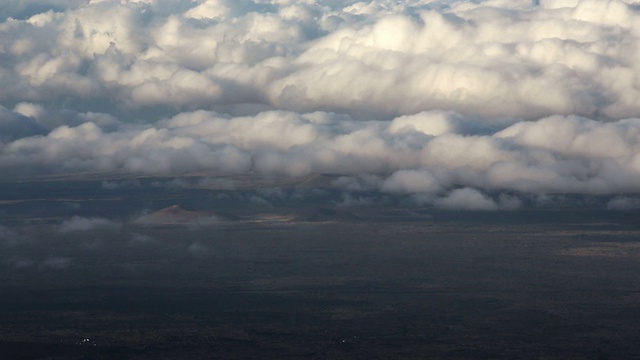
[2,0,640,206]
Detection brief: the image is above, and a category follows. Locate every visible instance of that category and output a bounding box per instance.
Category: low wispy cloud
[606,196,640,210]
[39,256,72,270]
[4,255,72,270]
[435,188,499,211]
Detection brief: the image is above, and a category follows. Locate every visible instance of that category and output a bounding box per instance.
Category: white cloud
[382,170,441,194]
[1,0,640,204]
[2,110,640,198]
[435,188,498,211]
[57,216,122,234]
[0,0,636,118]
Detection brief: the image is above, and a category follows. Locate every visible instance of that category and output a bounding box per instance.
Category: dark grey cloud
[0,105,46,142]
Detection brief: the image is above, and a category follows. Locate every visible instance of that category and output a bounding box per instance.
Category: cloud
[2,110,640,200]
[436,188,499,211]
[130,232,154,244]
[0,225,29,247]
[57,216,122,234]
[102,178,141,189]
[4,256,36,269]
[1,0,640,206]
[0,105,46,142]
[606,196,640,210]
[39,256,72,270]
[4,255,72,270]
[382,170,441,194]
[0,0,637,118]
[0,225,16,241]
[196,177,237,190]
[332,175,384,192]
[187,242,212,257]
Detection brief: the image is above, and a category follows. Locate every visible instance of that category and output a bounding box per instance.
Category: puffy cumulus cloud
[435,188,499,211]
[2,110,640,203]
[0,0,639,118]
[57,216,122,234]
[382,170,442,194]
[266,0,640,119]
[2,0,640,208]
[184,0,266,20]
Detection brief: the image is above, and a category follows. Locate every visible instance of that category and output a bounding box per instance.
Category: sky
[2,0,640,210]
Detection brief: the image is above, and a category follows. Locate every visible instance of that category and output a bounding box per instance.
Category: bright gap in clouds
[2,0,640,209]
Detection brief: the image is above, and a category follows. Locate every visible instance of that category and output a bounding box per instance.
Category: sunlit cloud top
[2,0,640,206]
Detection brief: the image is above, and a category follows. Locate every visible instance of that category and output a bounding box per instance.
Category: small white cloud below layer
[2,1,640,207]
[0,0,640,119]
[606,196,640,210]
[436,188,499,211]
